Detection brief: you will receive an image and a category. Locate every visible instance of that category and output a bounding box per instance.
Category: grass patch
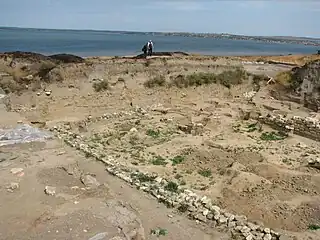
[171,155,185,166]
[151,156,167,166]
[275,71,294,88]
[246,122,262,132]
[92,79,110,92]
[198,168,212,178]
[146,129,161,138]
[260,131,287,141]
[170,67,247,89]
[308,224,320,231]
[143,67,256,89]
[216,68,247,88]
[132,172,156,182]
[164,181,179,192]
[150,228,168,237]
[144,75,166,88]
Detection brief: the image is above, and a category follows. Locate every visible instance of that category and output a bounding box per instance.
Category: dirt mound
[0,51,89,93]
[0,51,85,64]
[0,51,53,63]
[48,54,85,63]
[133,51,189,59]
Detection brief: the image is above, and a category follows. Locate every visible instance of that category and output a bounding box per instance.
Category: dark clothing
[148,46,153,56]
[142,44,148,57]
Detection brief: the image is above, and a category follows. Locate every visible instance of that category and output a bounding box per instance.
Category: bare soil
[1,54,320,240]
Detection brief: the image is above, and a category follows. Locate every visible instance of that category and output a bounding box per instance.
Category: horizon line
[1,26,320,40]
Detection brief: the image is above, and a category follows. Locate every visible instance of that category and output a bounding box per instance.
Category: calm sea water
[0,28,318,57]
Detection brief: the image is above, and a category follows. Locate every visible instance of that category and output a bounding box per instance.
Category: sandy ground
[1,54,320,239]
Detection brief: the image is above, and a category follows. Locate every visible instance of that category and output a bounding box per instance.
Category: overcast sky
[1,0,319,37]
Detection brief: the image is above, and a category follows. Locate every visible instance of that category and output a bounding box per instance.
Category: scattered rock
[308,158,320,170]
[109,237,124,240]
[45,90,52,96]
[88,232,108,240]
[10,168,24,175]
[6,182,19,192]
[80,174,101,189]
[50,113,285,240]
[263,233,272,240]
[44,186,56,196]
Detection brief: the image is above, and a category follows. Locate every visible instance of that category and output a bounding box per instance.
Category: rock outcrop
[289,60,320,111]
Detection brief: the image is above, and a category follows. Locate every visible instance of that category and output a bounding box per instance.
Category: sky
[1,0,320,38]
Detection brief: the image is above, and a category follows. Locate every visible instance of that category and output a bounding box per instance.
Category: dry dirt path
[0,99,228,240]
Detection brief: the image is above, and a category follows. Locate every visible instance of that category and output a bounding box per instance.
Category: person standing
[147,40,154,56]
[142,43,148,58]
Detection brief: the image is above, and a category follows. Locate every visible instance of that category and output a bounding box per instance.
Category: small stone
[188,205,197,212]
[228,214,235,222]
[263,233,272,240]
[80,174,100,189]
[6,182,19,192]
[129,128,138,133]
[155,177,163,184]
[45,90,52,96]
[10,168,24,175]
[218,215,228,224]
[202,209,209,216]
[194,213,207,222]
[241,226,251,234]
[246,235,253,240]
[228,221,236,228]
[247,222,259,231]
[206,213,214,220]
[44,186,56,196]
[264,228,271,234]
[88,232,108,240]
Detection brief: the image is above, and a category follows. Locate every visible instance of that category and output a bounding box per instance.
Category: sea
[0,27,319,57]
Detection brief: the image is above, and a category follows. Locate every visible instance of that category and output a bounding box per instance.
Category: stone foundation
[259,114,320,141]
[49,109,283,240]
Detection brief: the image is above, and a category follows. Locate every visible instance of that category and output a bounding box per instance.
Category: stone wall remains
[259,114,320,141]
[50,109,283,240]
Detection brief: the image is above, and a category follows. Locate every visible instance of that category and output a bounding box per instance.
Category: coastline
[1,50,320,67]
[2,26,320,47]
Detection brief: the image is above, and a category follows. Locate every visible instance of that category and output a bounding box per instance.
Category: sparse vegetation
[144,67,248,89]
[132,172,156,183]
[260,131,287,141]
[246,122,262,132]
[151,156,167,166]
[164,181,179,192]
[171,155,185,166]
[198,168,212,178]
[308,224,320,231]
[275,71,294,88]
[146,129,160,138]
[144,75,166,88]
[150,228,168,237]
[92,79,110,92]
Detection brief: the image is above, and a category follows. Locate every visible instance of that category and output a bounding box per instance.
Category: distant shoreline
[1,26,320,47]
